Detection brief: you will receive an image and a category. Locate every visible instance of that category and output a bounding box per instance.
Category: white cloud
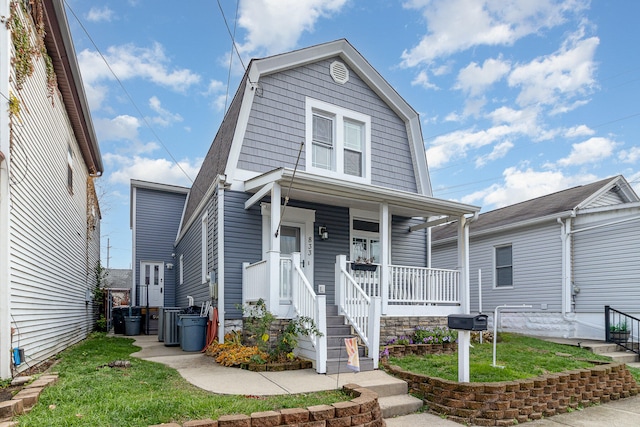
[556,137,617,167]
[87,6,114,22]
[104,154,202,187]
[461,167,597,209]
[475,140,514,167]
[94,115,140,142]
[508,33,599,108]
[148,96,183,127]
[401,0,587,68]
[455,58,511,96]
[77,43,201,109]
[564,124,595,138]
[411,70,438,90]
[237,0,348,56]
[427,125,512,168]
[619,146,640,164]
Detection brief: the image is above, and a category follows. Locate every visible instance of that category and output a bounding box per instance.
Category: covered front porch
[240,167,479,372]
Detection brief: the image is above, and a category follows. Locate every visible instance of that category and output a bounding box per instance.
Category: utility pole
[106,238,111,268]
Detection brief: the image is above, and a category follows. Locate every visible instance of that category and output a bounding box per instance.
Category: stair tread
[379,394,423,418]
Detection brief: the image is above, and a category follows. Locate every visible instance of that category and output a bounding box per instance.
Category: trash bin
[124,316,142,336]
[177,314,207,352]
[112,307,127,334]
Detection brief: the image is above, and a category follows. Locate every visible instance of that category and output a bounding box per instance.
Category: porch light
[318,225,329,240]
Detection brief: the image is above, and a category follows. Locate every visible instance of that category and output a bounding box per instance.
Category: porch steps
[349,372,423,419]
[580,341,640,364]
[325,305,374,375]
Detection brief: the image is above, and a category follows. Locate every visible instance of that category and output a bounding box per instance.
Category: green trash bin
[177,314,207,352]
[124,316,142,336]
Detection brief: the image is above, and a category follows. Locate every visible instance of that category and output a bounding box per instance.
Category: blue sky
[64,0,640,269]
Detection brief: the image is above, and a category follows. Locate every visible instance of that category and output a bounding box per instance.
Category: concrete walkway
[131,335,640,426]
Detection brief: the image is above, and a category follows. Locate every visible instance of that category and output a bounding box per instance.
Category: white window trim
[305,97,371,184]
[349,208,385,263]
[201,212,209,284]
[493,244,514,289]
[179,254,184,285]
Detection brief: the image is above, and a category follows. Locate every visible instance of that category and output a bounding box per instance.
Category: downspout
[216,181,225,343]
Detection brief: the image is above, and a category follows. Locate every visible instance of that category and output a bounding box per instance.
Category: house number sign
[307,236,313,257]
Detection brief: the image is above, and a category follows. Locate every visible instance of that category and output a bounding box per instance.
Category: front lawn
[14,333,347,427]
[389,333,640,382]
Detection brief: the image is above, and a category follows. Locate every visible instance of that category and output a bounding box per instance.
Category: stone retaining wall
[148,383,385,427]
[384,362,638,426]
[379,316,446,344]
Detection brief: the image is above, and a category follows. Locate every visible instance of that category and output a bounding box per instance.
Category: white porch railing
[290,253,327,373]
[335,255,381,369]
[280,258,292,303]
[242,260,267,303]
[347,264,381,298]
[388,265,459,305]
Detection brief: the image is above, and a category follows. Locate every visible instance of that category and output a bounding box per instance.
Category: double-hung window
[306,98,371,183]
[495,245,513,288]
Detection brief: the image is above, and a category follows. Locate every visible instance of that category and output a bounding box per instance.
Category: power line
[62,0,195,186]
[217,0,246,72]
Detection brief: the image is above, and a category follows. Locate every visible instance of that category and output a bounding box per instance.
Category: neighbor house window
[306,97,371,183]
[179,254,184,285]
[201,213,208,284]
[495,245,513,287]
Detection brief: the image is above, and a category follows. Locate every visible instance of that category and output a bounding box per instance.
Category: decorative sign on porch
[345,337,360,372]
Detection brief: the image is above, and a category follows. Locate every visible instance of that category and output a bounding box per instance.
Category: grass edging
[149,384,384,427]
[383,361,639,426]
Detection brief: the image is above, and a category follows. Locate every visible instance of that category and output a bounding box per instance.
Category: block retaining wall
[383,362,638,426]
[148,383,385,427]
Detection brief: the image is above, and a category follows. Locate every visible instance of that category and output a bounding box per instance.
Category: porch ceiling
[243,168,479,218]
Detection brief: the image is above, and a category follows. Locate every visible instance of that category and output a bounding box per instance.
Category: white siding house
[0,0,103,378]
[431,176,640,340]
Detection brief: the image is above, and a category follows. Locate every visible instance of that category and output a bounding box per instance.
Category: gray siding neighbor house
[431,175,640,341]
[130,39,480,373]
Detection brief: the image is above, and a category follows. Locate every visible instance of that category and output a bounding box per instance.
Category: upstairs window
[495,245,513,288]
[306,98,370,183]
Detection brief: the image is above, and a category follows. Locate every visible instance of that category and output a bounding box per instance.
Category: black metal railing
[605,305,640,355]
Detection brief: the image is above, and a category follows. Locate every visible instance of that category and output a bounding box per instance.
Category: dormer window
[306,97,371,183]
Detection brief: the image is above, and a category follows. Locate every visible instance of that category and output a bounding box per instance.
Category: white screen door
[140,262,164,306]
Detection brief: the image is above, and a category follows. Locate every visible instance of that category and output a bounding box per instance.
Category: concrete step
[327,335,359,347]
[326,305,339,316]
[626,362,640,369]
[326,324,352,335]
[600,351,639,364]
[327,346,365,359]
[379,394,424,419]
[325,357,374,374]
[585,342,624,354]
[326,315,346,326]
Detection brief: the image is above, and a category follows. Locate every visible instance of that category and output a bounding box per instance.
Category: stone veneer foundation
[384,361,638,426]
[379,316,447,344]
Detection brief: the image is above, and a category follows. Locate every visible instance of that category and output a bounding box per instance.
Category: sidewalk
[131,335,640,426]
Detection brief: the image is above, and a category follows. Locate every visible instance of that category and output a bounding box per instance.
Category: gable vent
[330,61,349,84]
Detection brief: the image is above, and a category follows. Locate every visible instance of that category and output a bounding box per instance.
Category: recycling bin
[177,314,207,352]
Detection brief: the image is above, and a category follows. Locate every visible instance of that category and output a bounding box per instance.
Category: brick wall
[384,362,639,426]
[149,384,385,427]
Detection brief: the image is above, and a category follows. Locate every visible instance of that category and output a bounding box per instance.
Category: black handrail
[605,305,640,355]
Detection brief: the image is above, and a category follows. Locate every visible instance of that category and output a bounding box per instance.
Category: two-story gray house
[131,39,480,373]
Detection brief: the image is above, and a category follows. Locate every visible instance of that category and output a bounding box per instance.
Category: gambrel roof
[179,39,439,234]
[431,175,639,242]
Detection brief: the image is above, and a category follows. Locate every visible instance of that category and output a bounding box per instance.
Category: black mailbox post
[447,314,488,331]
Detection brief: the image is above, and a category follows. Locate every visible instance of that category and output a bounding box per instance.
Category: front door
[140,262,164,306]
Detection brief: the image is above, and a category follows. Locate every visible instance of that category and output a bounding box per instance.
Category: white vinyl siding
[8,5,97,372]
[201,212,209,284]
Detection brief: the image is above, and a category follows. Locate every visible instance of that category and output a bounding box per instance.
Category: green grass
[390,333,617,382]
[15,333,347,427]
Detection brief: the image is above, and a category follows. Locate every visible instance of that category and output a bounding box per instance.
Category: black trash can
[112,306,129,334]
[177,315,207,352]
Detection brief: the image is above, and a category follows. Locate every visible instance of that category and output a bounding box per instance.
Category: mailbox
[447,314,488,331]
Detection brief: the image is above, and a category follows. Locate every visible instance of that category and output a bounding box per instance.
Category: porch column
[457,215,470,314]
[379,202,389,315]
[267,183,281,313]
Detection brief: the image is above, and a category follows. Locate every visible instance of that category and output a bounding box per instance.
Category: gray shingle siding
[134,187,187,307]
[238,57,418,193]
